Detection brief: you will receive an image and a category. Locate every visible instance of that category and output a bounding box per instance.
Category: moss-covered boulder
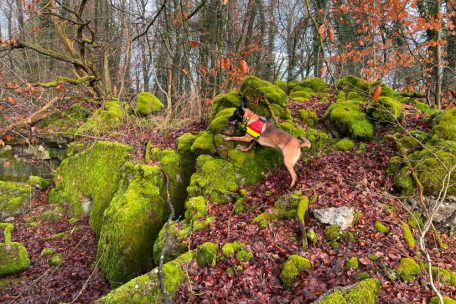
[48,141,132,232]
[240,76,290,120]
[280,255,312,289]
[396,257,421,282]
[304,128,330,152]
[429,266,456,287]
[221,242,253,262]
[0,223,30,277]
[315,278,381,304]
[299,109,319,127]
[367,96,403,123]
[433,108,456,141]
[149,148,196,215]
[344,257,359,271]
[334,138,355,151]
[191,131,216,155]
[195,242,219,267]
[77,101,127,135]
[187,155,239,204]
[208,108,237,134]
[95,251,192,304]
[324,101,374,140]
[288,78,326,93]
[0,181,34,220]
[28,176,49,189]
[97,163,167,287]
[337,75,401,101]
[135,92,163,115]
[209,91,242,121]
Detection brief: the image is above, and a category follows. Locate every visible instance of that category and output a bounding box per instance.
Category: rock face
[313,207,355,230]
[0,181,34,220]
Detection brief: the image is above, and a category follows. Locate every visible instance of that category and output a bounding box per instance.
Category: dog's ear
[240,101,246,109]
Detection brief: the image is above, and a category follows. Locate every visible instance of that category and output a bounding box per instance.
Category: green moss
[430,266,456,287]
[306,229,318,243]
[153,221,189,265]
[209,91,242,121]
[195,242,219,267]
[39,104,90,132]
[77,101,126,135]
[304,128,330,152]
[367,254,380,261]
[347,91,360,100]
[240,76,290,120]
[28,176,49,189]
[324,101,374,140]
[208,107,237,134]
[296,196,308,224]
[374,221,389,234]
[356,272,371,280]
[187,155,239,204]
[0,242,30,277]
[279,255,312,289]
[319,291,348,304]
[386,156,402,176]
[0,181,34,220]
[271,192,308,220]
[278,121,306,138]
[344,257,359,271]
[176,133,197,155]
[185,196,207,221]
[398,131,428,151]
[290,90,312,101]
[274,80,288,92]
[324,225,343,243]
[135,92,163,115]
[429,296,456,304]
[150,148,196,215]
[409,211,423,228]
[334,138,355,151]
[191,131,216,155]
[252,212,271,229]
[40,208,62,222]
[344,278,381,304]
[288,78,326,93]
[393,167,415,195]
[49,253,63,266]
[234,190,248,214]
[433,108,456,141]
[48,141,132,231]
[221,242,244,258]
[236,249,253,262]
[396,257,421,282]
[95,251,191,304]
[401,222,415,250]
[299,109,319,127]
[97,163,167,287]
[367,96,403,123]
[40,247,54,257]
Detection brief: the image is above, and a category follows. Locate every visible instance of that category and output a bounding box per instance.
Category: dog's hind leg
[283,144,301,188]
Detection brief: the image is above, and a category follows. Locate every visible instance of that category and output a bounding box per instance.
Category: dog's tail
[299,137,311,148]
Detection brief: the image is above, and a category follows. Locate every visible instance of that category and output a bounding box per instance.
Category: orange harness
[244,113,265,138]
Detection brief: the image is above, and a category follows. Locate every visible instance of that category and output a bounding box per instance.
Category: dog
[222,101,311,188]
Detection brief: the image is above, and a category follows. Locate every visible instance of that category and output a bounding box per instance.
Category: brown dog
[222,103,311,188]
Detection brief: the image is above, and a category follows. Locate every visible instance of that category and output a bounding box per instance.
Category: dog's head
[228,101,246,125]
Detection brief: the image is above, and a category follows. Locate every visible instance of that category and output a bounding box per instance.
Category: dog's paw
[221,135,228,141]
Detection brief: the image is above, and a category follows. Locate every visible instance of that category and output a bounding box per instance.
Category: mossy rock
[290,90,313,101]
[221,242,253,262]
[28,175,49,189]
[187,155,239,204]
[240,76,290,120]
[324,225,343,243]
[135,92,164,115]
[307,229,319,243]
[396,257,421,282]
[48,141,132,232]
[252,212,272,229]
[0,242,30,277]
[195,242,219,267]
[429,296,456,304]
[433,108,456,141]
[316,278,381,304]
[208,107,237,134]
[279,121,306,138]
[280,255,312,289]
[304,128,330,152]
[374,221,389,234]
[191,131,216,155]
[334,138,355,151]
[95,251,192,304]
[299,109,319,127]
[323,101,374,140]
[76,101,127,135]
[401,222,415,250]
[288,78,326,93]
[97,163,167,287]
[367,96,403,123]
[344,257,359,271]
[337,75,400,100]
[393,166,415,195]
[184,196,207,222]
[271,191,309,220]
[209,91,242,121]
[49,252,63,266]
[429,266,456,287]
[398,130,428,152]
[39,103,90,132]
[0,181,34,220]
[274,80,288,92]
[150,148,197,215]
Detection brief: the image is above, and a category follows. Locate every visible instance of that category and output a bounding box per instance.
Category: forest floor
[1,96,455,304]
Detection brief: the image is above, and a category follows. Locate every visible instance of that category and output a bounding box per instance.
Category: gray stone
[313,207,355,230]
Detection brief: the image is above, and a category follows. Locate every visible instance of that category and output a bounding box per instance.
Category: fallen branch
[0,96,60,138]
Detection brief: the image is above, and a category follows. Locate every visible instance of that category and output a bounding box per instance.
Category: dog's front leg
[239,140,257,152]
[222,135,253,143]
